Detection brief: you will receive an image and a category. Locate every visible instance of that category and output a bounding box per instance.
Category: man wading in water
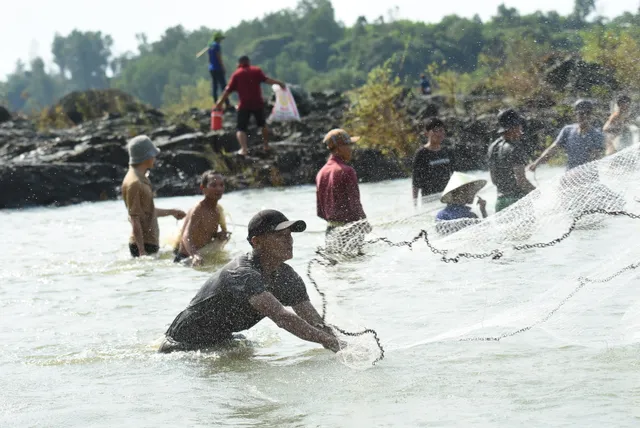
[530,99,605,172]
[411,117,453,206]
[488,109,535,212]
[121,135,185,257]
[159,209,340,353]
[173,170,230,266]
[316,129,369,235]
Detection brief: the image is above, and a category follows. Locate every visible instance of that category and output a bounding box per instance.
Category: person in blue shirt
[436,172,488,222]
[530,99,605,172]
[208,32,231,109]
[420,74,432,95]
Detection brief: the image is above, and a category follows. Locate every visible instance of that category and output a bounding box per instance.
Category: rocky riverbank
[0,81,609,209]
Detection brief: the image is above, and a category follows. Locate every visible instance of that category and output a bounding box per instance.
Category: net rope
[307,144,640,365]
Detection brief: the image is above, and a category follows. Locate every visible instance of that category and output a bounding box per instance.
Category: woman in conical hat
[436,171,488,221]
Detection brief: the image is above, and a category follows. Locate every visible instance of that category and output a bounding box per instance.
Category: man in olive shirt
[159,209,339,353]
[122,135,185,257]
[488,109,536,212]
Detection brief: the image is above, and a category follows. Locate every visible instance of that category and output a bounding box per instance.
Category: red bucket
[210,108,223,131]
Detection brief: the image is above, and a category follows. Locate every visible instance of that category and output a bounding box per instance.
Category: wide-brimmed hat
[497,108,525,133]
[440,172,487,204]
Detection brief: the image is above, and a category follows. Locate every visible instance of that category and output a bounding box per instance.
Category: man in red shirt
[316,129,368,236]
[215,56,286,156]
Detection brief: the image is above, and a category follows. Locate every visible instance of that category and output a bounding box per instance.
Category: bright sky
[2,0,637,79]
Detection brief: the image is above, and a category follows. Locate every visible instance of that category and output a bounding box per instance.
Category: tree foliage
[2,0,639,113]
[344,60,415,157]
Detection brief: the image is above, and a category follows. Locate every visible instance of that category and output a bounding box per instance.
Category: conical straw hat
[440,171,487,204]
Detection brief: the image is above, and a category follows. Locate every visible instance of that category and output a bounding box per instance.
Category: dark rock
[352,149,406,182]
[0,163,125,208]
[157,150,213,176]
[155,132,206,151]
[0,106,11,124]
[545,56,576,90]
[63,142,129,166]
[46,89,156,125]
[544,55,618,93]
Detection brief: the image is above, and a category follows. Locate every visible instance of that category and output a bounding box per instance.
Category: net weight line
[365,209,640,263]
[365,209,640,342]
[306,257,385,365]
[307,209,640,353]
[459,259,640,342]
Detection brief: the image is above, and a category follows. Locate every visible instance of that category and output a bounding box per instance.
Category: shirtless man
[174,170,230,266]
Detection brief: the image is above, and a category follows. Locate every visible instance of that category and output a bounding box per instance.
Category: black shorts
[129,243,159,257]
[157,334,244,353]
[173,248,190,263]
[237,109,266,132]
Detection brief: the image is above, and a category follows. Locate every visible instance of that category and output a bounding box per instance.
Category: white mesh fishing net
[311,145,640,369]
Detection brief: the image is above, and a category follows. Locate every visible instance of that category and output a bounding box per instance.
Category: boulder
[0,106,11,124]
[0,163,125,208]
[63,142,129,166]
[157,150,214,176]
[46,89,159,125]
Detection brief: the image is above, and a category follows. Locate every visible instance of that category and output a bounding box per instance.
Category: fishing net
[309,144,640,368]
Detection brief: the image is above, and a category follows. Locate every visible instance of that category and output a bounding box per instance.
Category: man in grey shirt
[530,100,605,172]
[159,209,339,353]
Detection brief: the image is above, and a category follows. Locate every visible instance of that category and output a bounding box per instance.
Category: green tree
[573,0,596,23]
[52,30,113,90]
[344,60,415,157]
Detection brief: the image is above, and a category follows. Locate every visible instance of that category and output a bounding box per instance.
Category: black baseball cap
[247,209,306,242]
[497,108,525,133]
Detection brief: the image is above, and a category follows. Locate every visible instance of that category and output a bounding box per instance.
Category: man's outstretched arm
[249,292,339,351]
[265,77,286,89]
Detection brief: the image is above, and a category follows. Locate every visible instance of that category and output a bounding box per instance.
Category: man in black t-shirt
[412,117,453,204]
[159,209,339,353]
[487,109,535,212]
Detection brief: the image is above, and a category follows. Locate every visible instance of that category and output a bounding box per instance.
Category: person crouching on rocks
[121,135,185,257]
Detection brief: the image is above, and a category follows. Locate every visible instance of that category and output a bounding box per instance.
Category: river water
[2,166,639,427]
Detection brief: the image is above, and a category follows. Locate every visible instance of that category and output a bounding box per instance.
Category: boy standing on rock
[121,135,185,257]
[173,170,230,266]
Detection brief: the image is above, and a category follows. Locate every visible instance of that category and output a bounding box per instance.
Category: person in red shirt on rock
[316,129,368,237]
[215,55,286,156]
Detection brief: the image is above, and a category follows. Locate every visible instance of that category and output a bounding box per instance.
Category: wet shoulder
[190,254,261,305]
[271,263,306,296]
[121,168,138,188]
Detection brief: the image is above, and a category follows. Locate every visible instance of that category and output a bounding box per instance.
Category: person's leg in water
[129,243,160,257]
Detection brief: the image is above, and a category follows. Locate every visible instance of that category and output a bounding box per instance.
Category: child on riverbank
[173,170,230,266]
